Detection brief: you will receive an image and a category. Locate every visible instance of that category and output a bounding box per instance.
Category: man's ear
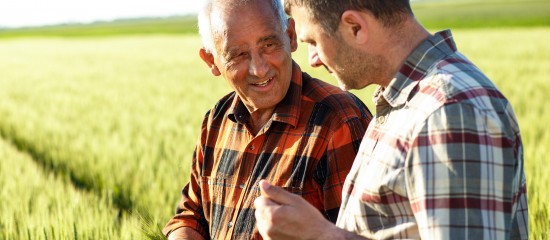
[199,48,221,76]
[340,10,369,44]
[286,18,298,52]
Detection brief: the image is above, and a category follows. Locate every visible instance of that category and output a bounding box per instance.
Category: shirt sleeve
[405,102,527,239]
[163,116,210,239]
[318,116,369,222]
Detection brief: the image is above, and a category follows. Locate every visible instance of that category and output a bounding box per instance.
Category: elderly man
[255,0,529,239]
[162,0,372,239]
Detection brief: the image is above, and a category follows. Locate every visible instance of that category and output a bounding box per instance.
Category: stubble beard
[333,40,389,90]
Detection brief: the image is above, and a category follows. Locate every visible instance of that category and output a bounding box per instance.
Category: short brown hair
[284,0,412,34]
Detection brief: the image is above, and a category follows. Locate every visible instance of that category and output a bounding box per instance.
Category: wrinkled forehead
[210,1,283,52]
[209,1,282,33]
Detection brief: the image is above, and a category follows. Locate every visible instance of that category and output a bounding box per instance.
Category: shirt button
[239,184,245,189]
[228,222,233,228]
[249,145,255,150]
[377,115,386,124]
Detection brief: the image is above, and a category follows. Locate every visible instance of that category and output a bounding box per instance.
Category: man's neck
[248,108,274,136]
[378,18,431,87]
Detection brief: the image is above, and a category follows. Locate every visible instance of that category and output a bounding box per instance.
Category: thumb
[258,179,297,205]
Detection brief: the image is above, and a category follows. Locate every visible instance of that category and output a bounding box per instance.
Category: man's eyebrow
[223,46,244,59]
[258,35,280,44]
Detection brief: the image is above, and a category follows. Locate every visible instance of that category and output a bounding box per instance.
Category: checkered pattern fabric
[336,30,528,240]
[164,62,372,239]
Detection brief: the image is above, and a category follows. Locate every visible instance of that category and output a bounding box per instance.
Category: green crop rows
[1,0,548,239]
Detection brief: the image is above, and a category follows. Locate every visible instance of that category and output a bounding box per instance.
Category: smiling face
[291,6,383,90]
[200,0,297,114]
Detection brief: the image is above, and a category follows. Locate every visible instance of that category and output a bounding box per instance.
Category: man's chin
[337,80,350,91]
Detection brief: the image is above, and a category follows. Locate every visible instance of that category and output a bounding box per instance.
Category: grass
[0,0,549,239]
[0,0,549,38]
[413,0,550,29]
[0,137,140,239]
[0,35,229,228]
[0,28,549,239]
[0,15,198,38]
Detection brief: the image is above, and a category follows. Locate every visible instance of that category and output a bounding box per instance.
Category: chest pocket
[344,140,410,230]
[198,175,240,238]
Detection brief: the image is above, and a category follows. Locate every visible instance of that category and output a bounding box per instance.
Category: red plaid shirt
[164,63,372,239]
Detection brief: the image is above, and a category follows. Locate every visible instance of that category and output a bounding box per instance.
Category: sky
[0,0,208,28]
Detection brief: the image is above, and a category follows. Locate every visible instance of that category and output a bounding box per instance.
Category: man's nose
[308,45,323,68]
[249,53,269,78]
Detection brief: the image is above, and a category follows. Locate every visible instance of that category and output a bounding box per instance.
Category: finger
[255,197,283,240]
[254,197,275,234]
[258,180,297,205]
[254,195,282,223]
[254,195,279,210]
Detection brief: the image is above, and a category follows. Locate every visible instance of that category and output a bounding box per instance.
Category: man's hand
[254,180,338,240]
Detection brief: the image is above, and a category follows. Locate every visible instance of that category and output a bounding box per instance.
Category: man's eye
[230,52,247,60]
[263,42,279,52]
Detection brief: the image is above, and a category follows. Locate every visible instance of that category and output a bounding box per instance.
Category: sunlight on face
[291,5,381,90]
[210,0,295,113]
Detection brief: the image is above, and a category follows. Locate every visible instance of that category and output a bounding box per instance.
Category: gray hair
[198,0,289,54]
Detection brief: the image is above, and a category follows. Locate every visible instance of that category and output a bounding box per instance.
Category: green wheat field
[1,0,549,239]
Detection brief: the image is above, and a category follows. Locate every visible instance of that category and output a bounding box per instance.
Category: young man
[163,0,372,239]
[255,1,528,239]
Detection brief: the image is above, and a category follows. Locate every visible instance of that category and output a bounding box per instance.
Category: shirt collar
[227,61,302,128]
[377,29,457,108]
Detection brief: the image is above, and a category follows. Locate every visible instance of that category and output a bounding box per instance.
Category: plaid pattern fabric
[163,62,372,239]
[336,30,529,239]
